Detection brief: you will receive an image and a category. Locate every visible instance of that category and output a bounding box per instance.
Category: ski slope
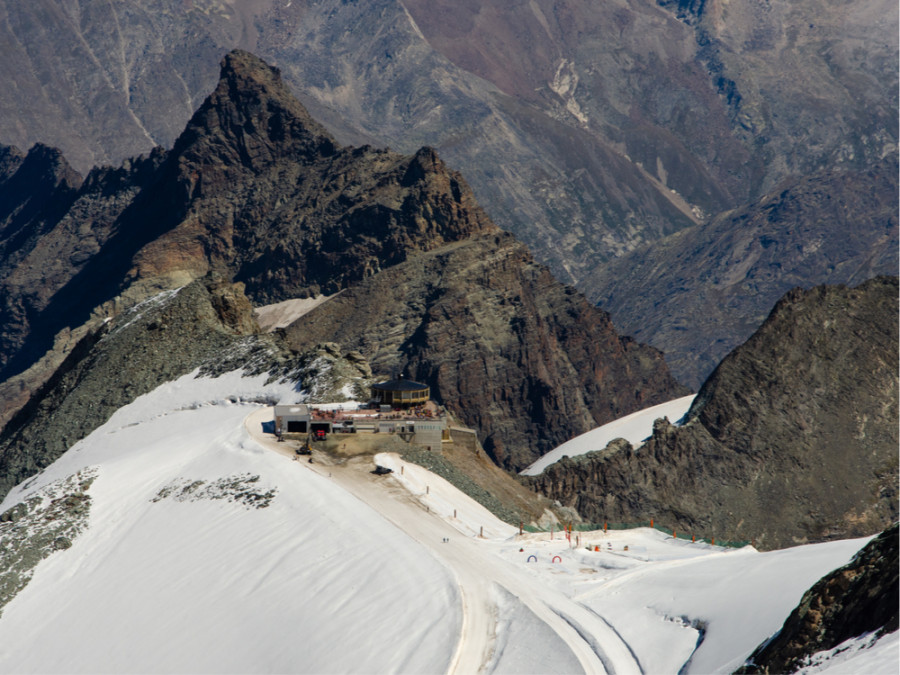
[521,394,696,476]
[0,371,894,673]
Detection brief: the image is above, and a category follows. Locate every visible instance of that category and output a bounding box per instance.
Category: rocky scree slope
[526,277,899,550]
[738,523,899,674]
[0,275,262,500]
[0,49,686,483]
[587,159,900,388]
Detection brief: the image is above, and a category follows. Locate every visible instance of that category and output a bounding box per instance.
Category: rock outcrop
[0,143,168,384]
[0,143,83,372]
[284,230,687,471]
[527,277,899,549]
[737,523,899,673]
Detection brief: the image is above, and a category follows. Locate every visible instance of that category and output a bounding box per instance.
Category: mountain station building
[371,375,430,407]
[273,378,450,449]
[273,404,332,437]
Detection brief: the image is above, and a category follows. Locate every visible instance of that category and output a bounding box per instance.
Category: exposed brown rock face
[0,50,493,385]
[527,277,899,550]
[738,524,899,674]
[283,231,688,472]
[587,160,900,388]
[130,50,497,302]
[0,144,167,383]
[0,143,83,367]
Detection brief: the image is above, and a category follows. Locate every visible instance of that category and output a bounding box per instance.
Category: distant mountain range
[0,1,895,325]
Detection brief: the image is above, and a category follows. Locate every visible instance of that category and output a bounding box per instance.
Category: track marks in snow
[245,406,645,675]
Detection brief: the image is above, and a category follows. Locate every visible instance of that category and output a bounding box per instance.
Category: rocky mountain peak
[0,145,25,183]
[0,142,83,272]
[0,51,502,395]
[401,147,444,185]
[527,277,898,549]
[127,51,498,302]
[20,143,83,190]
[171,49,338,180]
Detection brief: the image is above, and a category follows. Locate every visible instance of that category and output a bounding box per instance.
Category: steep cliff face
[738,524,899,674]
[0,146,167,385]
[0,143,82,269]
[283,230,687,472]
[587,160,900,388]
[0,143,83,373]
[527,277,899,549]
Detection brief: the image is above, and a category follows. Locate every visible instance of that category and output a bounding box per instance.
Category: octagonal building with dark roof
[371,375,430,407]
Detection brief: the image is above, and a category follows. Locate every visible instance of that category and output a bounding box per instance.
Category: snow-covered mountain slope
[0,371,458,673]
[521,394,696,476]
[0,370,894,673]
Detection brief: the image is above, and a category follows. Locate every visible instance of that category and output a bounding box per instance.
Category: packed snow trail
[245,407,642,674]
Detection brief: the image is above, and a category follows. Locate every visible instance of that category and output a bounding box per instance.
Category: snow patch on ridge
[521,394,696,475]
[796,630,899,674]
